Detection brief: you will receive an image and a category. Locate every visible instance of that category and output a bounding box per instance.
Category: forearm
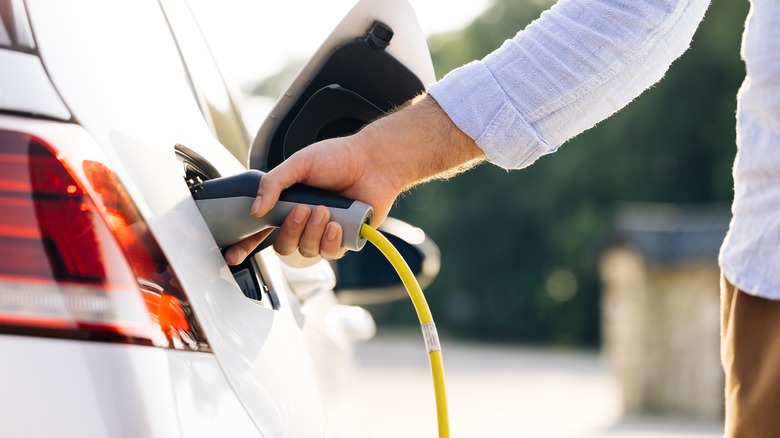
[357,94,486,192]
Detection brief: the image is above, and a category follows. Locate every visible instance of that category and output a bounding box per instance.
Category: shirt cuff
[428,60,552,170]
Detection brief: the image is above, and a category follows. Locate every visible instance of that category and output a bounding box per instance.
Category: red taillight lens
[0,128,209,351]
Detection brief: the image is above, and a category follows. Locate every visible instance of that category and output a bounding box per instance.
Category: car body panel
[0,49,70,119]
[3,0,435,435]
[0,335,181,438]
[22,1,329,435]
[168,350,263,438]
[0,334,264,438]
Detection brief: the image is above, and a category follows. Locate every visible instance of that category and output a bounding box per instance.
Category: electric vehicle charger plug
[192,170,373,251]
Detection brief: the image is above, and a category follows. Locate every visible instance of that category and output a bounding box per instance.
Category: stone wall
[600,245,723,419]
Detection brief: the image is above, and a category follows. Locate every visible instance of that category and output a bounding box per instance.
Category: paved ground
[353,331,723,438]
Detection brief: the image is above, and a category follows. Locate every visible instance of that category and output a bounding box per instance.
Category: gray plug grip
[193,170,373,251]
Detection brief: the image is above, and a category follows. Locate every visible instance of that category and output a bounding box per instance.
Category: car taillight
[0,128,209,351]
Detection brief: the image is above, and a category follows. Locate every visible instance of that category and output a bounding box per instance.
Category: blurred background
[190,0,747,435]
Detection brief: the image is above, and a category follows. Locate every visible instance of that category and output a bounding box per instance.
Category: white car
[0,0,438,436]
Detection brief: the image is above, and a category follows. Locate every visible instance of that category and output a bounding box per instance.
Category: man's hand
[224,94,485,265]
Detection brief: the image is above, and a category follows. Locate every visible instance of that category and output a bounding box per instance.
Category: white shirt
[428,0,780,299]
[719,0,780,299]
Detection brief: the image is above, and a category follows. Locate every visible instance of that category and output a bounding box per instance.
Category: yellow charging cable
[360,223,449,438]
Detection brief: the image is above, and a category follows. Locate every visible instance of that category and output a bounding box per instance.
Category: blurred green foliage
[368,0,748,347]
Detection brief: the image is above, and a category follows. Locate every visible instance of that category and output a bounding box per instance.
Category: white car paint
[1,0,434,435]
[0,50,70,119]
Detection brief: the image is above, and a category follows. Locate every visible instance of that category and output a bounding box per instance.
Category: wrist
[359,94,485,192]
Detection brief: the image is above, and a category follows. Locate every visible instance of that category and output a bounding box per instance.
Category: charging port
[175,145,277,309]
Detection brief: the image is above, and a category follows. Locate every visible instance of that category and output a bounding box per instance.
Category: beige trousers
[721,274,780,437]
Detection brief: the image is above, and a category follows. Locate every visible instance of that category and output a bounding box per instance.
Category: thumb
[250,153,312,217]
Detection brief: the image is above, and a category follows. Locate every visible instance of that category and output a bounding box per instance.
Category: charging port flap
[249,0,435,171]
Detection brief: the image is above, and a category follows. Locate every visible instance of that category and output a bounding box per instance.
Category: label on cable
[421,322,441,353]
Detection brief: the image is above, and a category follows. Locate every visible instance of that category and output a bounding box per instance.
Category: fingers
[224,228,275,266]
[245,137,368,260]
[272,205,346,260]
[298,206,330,257]
[273,205,311,256]
[321,223,346,260]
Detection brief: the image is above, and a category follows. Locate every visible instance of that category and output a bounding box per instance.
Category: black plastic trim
[258,21,425,170]
[283,84,383,159]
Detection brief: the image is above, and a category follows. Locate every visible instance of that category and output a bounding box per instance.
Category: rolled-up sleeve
[427,0,710,169]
